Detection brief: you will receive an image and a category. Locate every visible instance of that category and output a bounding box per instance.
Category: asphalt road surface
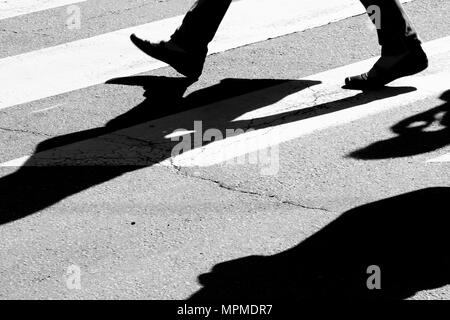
[0,0,449,300]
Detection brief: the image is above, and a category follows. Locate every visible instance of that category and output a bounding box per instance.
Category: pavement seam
[0,126,52,137]
[0,28,51,37]
[169,161,330,212]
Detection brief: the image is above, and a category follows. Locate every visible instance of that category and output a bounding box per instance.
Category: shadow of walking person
[0,76,416,225]
[189,187,450,301]
[0,77,318,225]
[349,90,450,160]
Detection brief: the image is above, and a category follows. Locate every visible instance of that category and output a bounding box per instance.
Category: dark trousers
[361,0,420,54]
[171,0,420,55]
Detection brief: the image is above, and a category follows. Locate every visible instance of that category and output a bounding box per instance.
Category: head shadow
[348,90,450,160]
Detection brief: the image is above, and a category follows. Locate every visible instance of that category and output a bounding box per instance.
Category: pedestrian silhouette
[130,0,428,88]
[0,77,415,225]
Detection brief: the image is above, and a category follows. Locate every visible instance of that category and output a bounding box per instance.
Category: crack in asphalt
[0,28,18,34]
[243,87,325,131]
[0,126,51,137]
[170,163,330,212]
[0,27,51,37]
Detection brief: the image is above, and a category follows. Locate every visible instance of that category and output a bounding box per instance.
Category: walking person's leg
[345,0,428,88]
[130,0,232,80]
[170,0,233,54]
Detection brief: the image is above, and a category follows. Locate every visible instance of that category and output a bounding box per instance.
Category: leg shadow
[189,187,450,301]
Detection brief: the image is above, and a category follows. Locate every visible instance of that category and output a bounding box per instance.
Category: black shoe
[344,44,428,89]
[130,34,205,80]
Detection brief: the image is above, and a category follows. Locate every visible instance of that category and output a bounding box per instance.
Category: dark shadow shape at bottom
[189,187,450,301]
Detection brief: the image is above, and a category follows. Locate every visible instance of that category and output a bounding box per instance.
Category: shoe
[130,34,205,80]
[344,44,428,89]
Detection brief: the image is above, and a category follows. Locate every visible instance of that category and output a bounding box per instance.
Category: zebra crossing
[0,0,448,168]
[0,0,86,20]
[0,0,414,111]
[0,0,449,301]
[428,153,450,163]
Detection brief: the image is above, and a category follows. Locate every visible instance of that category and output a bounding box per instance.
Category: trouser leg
[170,0,233,54]
[360,0,421,55]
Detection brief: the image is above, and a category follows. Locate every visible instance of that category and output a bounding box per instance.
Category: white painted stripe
[31,103,65,113]
[427,153,450,163]
[0,0,412,110]
[0,0,85,20]
[1,35,448,168]
[167,37,450,167]
[2,156,30,167]
[165,130,196,139]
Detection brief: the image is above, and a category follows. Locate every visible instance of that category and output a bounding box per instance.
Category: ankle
[381,39,423,57]
[168,38,207,58]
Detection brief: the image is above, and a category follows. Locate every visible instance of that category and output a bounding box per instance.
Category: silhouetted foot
[344,44,428,89]
[130,34,205,80]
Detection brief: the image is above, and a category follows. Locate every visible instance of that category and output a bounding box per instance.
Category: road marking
[0,0,85,20]
[1,35,448,168]
[0,0,412,110]
[167,37,450,167]
[31,103,65,114]
[427,153,450,163]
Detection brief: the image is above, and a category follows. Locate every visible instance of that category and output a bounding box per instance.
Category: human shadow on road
[188,187,450,301]
[0,77,415,225]
[349,90,450,160]
[0,77,316,225]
